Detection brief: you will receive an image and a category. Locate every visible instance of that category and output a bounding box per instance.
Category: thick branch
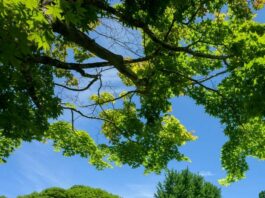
[20,65,42,110]
[33,56,100,78]
[34,55,154,70]
[52,20,139,82]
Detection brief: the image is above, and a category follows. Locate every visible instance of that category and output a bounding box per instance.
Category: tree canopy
[154,169,221,198]
[1,0,265,185]
[17,185,120,198]
[259,190,265,198]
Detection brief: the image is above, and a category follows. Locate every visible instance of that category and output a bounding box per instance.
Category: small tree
[259,190,265,198]
[17,185,120,198]
[155,169,221,198]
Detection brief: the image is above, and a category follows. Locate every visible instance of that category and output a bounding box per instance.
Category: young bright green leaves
[0,131,21,163]
[98,98,196,173]
[45,121,110,170]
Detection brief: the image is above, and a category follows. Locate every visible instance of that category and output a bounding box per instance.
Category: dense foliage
[17,185,120,198]
[1,0,265,184]
[154,169,221,198]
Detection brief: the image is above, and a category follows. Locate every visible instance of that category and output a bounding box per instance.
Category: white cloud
[199,171,215,177]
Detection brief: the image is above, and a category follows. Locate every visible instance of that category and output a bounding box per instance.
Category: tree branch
[62,106,107,121]
[62,106,129,136]
[34,54,155,70]
[80,90,137,107]
[198,69,229,83]
[32,56,100,78]
[54,77,98,92]
[52,20,139,82]
[161,68,220,94]
[89,1,231,60]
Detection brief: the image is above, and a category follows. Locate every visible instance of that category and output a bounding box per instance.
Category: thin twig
[54,77,98,92]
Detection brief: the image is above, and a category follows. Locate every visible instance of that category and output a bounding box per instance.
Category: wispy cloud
[123,184,155,198]
[199,171,215,177]
[15,142,71,192]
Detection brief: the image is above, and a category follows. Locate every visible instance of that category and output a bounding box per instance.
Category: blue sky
[1,5,265,198]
